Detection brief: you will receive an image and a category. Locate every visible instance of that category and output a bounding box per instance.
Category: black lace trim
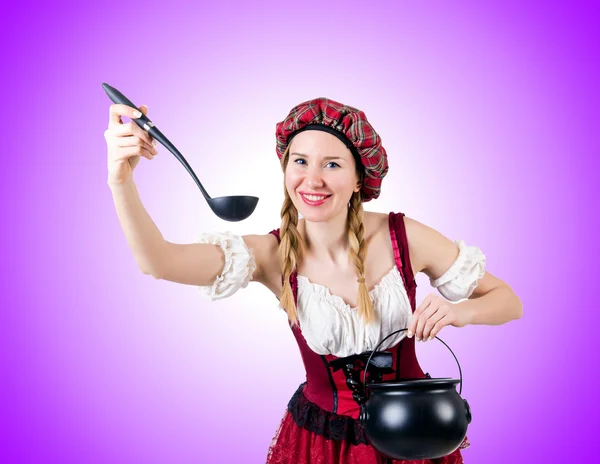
[287,382,369,446]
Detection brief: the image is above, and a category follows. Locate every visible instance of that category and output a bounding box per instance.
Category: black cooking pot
[359,328,472,460]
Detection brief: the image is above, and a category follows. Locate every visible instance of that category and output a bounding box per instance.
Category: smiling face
[284,130,363,222]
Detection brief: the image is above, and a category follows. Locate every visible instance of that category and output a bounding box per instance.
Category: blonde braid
[278,145,305,326]
[347,190,376,324]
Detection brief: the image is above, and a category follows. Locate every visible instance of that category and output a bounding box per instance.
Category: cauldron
[359,328,472,460]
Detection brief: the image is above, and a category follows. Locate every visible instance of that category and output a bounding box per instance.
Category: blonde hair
[277,144,376,327]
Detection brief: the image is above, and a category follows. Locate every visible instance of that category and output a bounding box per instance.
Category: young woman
[106,97,522,463]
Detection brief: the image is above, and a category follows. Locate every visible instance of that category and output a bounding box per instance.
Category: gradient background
[1,0,598,462]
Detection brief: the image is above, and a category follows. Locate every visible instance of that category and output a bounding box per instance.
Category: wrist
[108,177,135,189]
[451,300,474,327]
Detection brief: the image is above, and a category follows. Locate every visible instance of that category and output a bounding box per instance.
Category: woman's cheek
[286,171,303,188]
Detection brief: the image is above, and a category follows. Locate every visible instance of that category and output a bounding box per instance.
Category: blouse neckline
[296,266,401,311]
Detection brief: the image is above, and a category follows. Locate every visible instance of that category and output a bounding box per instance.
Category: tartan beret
[275,97,389,202]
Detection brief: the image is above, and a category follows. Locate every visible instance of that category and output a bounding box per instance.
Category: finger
[116,135,156,154]
[422,309,446,341]
[108,103,144,129]
[416,305,440,341]
[429,314,451,340]
[115,144,156,162]
[406,315,414,338]
[420,303,444,340]
[113,121,156,148]
[415,294,432,314]
[137,105,157,147]
[408,295,432,337]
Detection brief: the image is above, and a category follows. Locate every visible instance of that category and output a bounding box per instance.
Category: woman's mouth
[300,193,332,206]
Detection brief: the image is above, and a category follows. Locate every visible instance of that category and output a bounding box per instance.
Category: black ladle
[102,83,259,222]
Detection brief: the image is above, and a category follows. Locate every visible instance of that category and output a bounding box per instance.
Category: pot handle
[362,328,464,396]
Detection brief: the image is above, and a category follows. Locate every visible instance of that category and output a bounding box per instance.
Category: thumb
[139,104,148,116]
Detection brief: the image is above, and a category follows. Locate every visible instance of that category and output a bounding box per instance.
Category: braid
[278,145,305,326]
[347,190,376,324]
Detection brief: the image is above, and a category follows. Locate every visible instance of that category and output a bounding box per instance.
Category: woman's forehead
[289,130,353,160]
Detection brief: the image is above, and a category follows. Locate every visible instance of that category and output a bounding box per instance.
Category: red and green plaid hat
[275,97,389,202]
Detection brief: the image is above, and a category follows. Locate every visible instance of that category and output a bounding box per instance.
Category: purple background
[1,0,598,462]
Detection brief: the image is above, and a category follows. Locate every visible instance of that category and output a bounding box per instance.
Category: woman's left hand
[407,294,469,341]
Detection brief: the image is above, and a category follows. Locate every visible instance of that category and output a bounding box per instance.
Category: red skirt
[266,409,469,464]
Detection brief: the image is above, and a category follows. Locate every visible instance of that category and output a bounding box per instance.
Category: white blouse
[195,232,486,357]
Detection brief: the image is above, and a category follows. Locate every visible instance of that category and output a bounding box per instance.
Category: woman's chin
[297,205,344,223]
[301,212,329,223]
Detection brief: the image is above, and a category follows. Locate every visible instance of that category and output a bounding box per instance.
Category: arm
[109,178,171,277]
[453,286,523,325]
[154,234,277,288]
[404,216,522,326]
[109,178,276,288]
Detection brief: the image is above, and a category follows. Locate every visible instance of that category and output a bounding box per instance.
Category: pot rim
[366,377,460,390]
[363,328,464,395]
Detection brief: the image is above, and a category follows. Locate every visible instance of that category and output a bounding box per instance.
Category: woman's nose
[306,169,324,188]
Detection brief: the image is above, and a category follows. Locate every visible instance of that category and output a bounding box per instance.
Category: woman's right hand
[105,103,158,185]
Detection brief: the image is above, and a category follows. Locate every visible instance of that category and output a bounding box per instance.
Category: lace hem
[287,382,368,445]
[429,240,486,302]
[193,231,256,300]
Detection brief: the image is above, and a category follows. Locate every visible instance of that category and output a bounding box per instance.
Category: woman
[106,97,523,463]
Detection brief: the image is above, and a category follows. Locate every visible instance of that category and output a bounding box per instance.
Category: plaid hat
[275,97,388,202]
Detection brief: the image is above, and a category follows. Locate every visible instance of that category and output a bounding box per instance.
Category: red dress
[265,212,470,464]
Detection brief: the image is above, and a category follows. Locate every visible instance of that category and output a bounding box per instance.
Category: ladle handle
[362,328,464,396]
[102,82,155,130]
[102,83,211,199]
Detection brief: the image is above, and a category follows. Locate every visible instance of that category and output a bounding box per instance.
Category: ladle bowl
[208,195,259,222]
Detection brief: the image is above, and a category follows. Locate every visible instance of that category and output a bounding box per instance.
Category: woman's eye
[293,159,339,168]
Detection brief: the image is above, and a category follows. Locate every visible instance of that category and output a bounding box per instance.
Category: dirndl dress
[264,212,483,464]
[194,211,487,464]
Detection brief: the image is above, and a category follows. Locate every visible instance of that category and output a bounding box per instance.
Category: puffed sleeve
[429,240,486,302]
[193,231,257,301]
